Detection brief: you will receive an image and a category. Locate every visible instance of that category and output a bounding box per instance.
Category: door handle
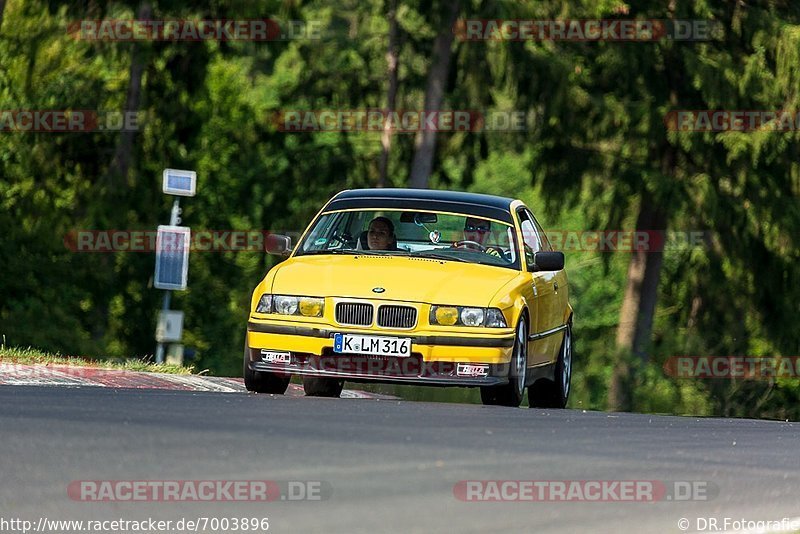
[553,281,559,292]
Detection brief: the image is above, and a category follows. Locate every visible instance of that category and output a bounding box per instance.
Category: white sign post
[154,225,190,290]
[154,169,196,364]
[162,169,197,197]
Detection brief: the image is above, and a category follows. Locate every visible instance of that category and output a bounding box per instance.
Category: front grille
[377,305,417,329]
[336,302,373,326]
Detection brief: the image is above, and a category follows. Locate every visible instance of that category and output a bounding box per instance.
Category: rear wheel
[243,342,291,394]
[480,318,527,407]
[302,376,344,397]
[529,322,572,408]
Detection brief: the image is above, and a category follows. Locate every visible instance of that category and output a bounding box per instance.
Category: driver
[459,217,503,258]
[463,217,492,246]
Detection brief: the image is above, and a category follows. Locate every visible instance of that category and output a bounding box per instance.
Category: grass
[0,345,195,375]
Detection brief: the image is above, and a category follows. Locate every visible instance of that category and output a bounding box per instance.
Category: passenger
[366,216,398,251]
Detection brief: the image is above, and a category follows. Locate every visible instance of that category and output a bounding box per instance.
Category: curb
[0,362,396,399]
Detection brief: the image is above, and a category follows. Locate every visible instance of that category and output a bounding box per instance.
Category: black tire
[302,376,344,397]
[529,322,572,408]
[480,318,528,407]
[243,343,291,394]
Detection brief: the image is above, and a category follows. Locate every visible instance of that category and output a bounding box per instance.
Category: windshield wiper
[353,250,393,256]
[301,249,358,255]
[301,249,394,256]
[410,252,469,263]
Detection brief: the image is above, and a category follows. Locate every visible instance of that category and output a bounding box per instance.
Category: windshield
[295,209,520,270]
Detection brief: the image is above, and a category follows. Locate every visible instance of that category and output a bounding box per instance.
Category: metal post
[169,198,181,226]
[155,290,171,364]
[155,198,181,364]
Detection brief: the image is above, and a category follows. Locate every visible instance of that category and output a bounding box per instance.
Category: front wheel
[529,322,572,408]
[243,343,291,394]
[480,318,527,407]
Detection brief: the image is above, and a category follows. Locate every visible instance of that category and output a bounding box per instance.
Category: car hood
[270,254,519,306]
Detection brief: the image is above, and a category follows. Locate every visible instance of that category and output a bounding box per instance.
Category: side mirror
[532,251,564,271]
[265,234,292,256]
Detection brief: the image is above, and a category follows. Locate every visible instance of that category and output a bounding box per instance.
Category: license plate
[333,333,411,357]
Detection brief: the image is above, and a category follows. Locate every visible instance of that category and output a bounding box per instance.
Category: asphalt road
[1,385,798,534]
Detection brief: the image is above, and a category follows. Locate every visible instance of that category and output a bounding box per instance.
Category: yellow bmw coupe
[245,188,573,408]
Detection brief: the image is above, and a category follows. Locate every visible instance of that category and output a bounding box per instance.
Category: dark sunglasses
[464,225,490,233]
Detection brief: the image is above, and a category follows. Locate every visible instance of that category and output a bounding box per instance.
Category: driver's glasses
[464,225,490,233]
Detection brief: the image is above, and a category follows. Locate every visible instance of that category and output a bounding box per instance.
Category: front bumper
[246,318,515,387]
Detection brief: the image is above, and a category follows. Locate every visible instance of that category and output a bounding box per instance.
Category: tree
[378,0,400,187]
[104,1,151,186]
[408,0,460,188]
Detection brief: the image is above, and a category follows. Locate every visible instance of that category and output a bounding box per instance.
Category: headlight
[460,307,485,327]
[430,306,507,328]
[298,297,324,317]
[257,294,325,317]
[485,308,507,328]
[434,306,459,326]
[273,295,299,315]
[255,294,272,313]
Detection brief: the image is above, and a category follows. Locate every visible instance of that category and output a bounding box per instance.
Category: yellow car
[245,188,573,407]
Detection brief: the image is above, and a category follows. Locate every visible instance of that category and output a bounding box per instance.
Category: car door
[516,208,554,366]
[530,210,568,362]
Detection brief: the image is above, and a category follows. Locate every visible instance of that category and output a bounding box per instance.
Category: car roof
[325,188,518,224]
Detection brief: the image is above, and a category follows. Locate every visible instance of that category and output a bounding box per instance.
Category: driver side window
[517,209,540,270]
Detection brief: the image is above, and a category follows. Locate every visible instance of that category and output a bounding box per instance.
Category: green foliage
[0,344,193,374]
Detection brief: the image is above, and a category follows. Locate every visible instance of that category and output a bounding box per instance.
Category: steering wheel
[330,231,354,247]
[452,240,487,252]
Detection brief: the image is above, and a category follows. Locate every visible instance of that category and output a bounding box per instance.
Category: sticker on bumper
[260,350,290,364]
[457,363,489,377]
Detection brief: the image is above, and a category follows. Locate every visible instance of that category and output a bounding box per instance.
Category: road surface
[0,385,798,533]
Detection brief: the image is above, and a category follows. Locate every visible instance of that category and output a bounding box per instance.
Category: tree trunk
[106,1,151,186]
[609,148,672,411]
[408,0,460,189]
[614,189,668,357]
[378,0,399,188]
